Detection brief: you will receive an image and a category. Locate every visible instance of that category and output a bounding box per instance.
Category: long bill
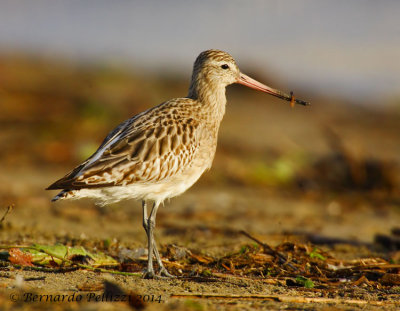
[237,72,310,106]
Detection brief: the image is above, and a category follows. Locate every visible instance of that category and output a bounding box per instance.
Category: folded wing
[47,102,200,190]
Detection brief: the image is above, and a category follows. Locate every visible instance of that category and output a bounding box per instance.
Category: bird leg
[141,201,174,278]
[148,202,175,278]
[142,200,154,278]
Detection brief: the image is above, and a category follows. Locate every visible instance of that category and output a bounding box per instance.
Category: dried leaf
[189,253,213,264]
[9,248,34,267]
[24,244,118,267]
[379,273,400,286]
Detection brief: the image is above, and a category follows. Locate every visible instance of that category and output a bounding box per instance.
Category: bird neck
[188,77,227,123]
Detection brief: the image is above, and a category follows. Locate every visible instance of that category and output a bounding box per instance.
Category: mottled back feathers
[47,98,203,190]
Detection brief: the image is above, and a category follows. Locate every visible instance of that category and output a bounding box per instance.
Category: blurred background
[0,1,399,250]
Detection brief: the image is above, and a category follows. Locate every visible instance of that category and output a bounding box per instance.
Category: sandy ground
[0,59,400,310]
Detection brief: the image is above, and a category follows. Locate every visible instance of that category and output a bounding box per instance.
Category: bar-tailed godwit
[47,49,309,278]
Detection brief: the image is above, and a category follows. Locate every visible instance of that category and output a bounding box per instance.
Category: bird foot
[158,267,175,278]
[142,267,175,279]
[143,269,156,279]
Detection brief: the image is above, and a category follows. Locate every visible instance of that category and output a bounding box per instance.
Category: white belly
[64,158,211,206]
[60,130,218,206]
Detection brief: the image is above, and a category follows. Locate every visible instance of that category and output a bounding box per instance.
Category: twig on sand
[0,260,78,273]
[239,230,297,271]
[0,204,14,224]
[170,293,395,307]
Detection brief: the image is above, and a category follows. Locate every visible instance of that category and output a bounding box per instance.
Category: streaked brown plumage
[49,99,202,189]
[47,49,309,278]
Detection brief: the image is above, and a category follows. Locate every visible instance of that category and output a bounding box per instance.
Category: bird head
[190,49,310,106]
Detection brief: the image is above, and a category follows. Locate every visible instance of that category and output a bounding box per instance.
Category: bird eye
[221,64,229,70]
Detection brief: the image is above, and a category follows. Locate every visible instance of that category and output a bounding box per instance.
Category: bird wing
[47,100,201,190]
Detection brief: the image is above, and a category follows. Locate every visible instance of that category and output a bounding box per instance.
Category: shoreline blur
[0,1,399,104]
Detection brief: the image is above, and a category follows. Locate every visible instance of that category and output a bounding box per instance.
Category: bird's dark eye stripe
[221,64,229,69]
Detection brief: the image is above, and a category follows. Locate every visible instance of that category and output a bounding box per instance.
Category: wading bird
[47,49,309,278]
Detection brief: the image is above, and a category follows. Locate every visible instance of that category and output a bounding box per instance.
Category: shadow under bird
[47,49,309,278]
